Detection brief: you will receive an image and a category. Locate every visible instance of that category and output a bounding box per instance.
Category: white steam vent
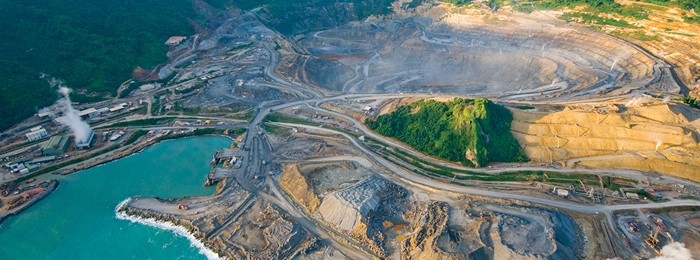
[651,242,694,260]
[38,76,94,145]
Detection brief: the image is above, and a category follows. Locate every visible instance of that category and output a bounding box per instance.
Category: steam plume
[652,242,693,260]
[625,94,653,108]
[38,76,93,144]
[611,57,620,71]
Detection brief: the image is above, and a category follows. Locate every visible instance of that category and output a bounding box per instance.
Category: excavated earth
[277,12,680,101]
[511,99,700,181]
[120,180,323,259]
[112,3,699,259]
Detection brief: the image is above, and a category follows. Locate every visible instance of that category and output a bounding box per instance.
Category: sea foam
[115,198,223,260]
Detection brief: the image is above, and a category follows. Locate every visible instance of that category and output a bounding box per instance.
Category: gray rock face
[317,176,387,231]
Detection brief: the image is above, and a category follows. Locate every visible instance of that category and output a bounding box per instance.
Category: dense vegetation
[676,0,700,10]
[366,98,527,167]
[677,96,700,109]
[516,0,700,22]
[560,12,637,28]
[251,0,396,35]
[0,0,226,131]
[0,0,399,132]
[444,0,474,6]
[404,0,429,8]
[531,0,650,19]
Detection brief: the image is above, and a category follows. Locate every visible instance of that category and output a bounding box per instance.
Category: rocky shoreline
[115,198,224,260]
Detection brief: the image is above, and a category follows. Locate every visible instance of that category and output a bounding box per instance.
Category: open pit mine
[4,1,700,260]
[113,4,700,260]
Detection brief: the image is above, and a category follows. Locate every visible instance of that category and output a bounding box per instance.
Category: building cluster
[9,132,95,175]
[77,103,130,120]
[43,102,131,123]
[25,126,48,142]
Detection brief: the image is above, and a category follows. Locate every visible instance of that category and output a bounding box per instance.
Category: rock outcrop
[402,201,453,260]
[317,176,387,231]
[512,100,700,181]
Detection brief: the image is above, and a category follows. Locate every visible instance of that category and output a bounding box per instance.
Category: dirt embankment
[280,164,321,213]
[511,100,700,181]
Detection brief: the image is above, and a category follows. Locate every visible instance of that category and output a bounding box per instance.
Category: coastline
[10,132,237,185]
[1,134,234,227]
[115,198,223,260]
[0,179,59,224]
[57,133,234,177]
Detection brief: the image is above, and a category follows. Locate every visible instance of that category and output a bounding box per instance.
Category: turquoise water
[0,136,230,259]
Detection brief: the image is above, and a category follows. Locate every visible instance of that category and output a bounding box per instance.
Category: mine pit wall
[434,14,659,78]
[510,103,700,181]
[294,16,665,98]
[423,27,661,94]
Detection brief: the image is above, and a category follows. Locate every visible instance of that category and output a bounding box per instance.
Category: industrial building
[75,130,95,149]
[36,112,51,118]
[109,102,129,113]
[42,135,71,156]
[25,126,48,142]
[27,156,57,165]
[78,107,109,119]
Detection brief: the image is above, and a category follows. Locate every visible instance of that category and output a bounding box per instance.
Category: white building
[25,126,48,142]
[75,130,95,149]
[36,112,52,118]
[556,189,570,197]
[109,103,129,113]
[78,107,108,119]
[78,108,99,119]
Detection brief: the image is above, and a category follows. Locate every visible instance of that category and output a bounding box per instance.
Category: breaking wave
[115,198,222,260]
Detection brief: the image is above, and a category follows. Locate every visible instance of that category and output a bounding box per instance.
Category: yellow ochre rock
[511,101,700,181]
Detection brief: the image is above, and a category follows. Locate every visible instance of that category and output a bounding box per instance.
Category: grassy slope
[367,98,527,167]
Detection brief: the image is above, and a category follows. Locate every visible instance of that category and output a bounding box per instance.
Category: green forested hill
[248,0,395,35]
[0,0,396,131]
[0,0,205,130]
[367,98,527,167]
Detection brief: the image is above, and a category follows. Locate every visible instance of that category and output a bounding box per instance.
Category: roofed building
[75,130,95,149]
[25,126,48,142]
[42,135,70,155]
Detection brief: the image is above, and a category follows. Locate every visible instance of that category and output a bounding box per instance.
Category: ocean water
[0,136,231,259]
